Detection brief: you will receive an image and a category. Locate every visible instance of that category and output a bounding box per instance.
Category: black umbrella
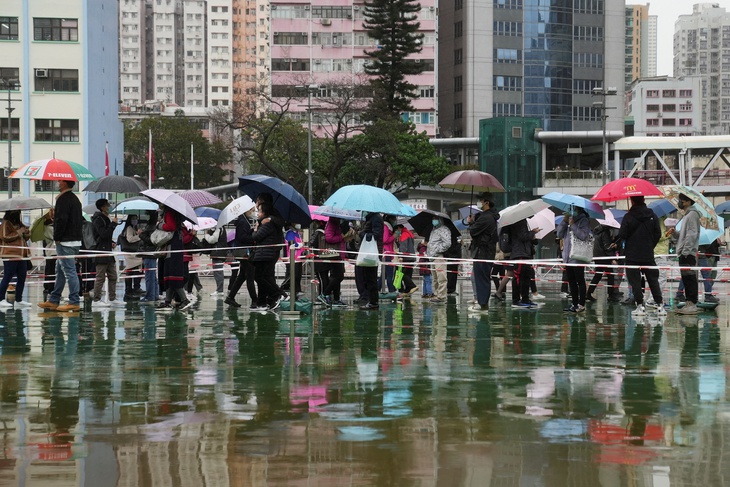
[407,209,460,238]
[238,174,311,225]
[84,175,147,193]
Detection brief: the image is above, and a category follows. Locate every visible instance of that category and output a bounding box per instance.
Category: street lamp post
[592,86,617,187]
[2,79,20,199]
[296,84,318,204]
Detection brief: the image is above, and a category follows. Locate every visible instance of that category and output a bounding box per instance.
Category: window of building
[646,118,660,126]
[679,89,693,97]
[33,18,79,42]
[0,176,20,192]
[662,104,676,112]
[0,118,19,141]
[420,86,435,98]
[679,103,692,111]
[273,32,309,45]
[454,103,463,119]
[455,0,463,10]
[662,118,676,126]
[34,68,79,92]
[679,118,693,126]
[646,89,659,97]
[494,21,522,36]
[35,119,79,142]
[495,48,521,63]
[494,0,522,8]
[494,75,522,91]
[493,103,522,117]
[0,17,19,40]
[573,52,603,68]
[312,6,351,19]
[573,79,600,95]
[454,76,462,93]
[646,104,659,111]
[573,25,603,41]
[0,67,20,84]
[575,0,603,14]
[455,21,462,38]
[662,90,676,98]
[454,48,463,65]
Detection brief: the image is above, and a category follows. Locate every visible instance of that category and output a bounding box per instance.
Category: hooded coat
[676,205,701,257]
[618,202,661,263]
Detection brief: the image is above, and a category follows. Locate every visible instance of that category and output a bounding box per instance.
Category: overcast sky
[649,0,730,76]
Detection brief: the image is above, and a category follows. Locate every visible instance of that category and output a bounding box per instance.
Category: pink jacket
[325,220,345,254]
[383,222,396,254]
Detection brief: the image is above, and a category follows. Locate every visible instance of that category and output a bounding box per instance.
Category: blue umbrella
[715,200,730,215]
[648,199,676,218]
[541,192,604,219]
[238,174,311,225]
[607,208,626,223]
[321,185,417,217]
[195,206,222,219]
[112,196,158,214]
[676,216,725,245]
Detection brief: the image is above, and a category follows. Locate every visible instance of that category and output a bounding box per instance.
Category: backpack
[498,227,512,254]
[82,220,97,250]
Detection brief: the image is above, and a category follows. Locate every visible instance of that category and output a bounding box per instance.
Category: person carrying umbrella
[394,223,419,297]
[615,196,665,316]
[138,210,160,303]
[250,199,285,311]
[674,193,701,315]
[90,199,122,308]
[556,207,591,313]
[225,207,257,309]
[466,192,499,313]
[505,217,540,308]
[358,211,384,309]
[586,223,620,303]
[425,216,452,304]
[0,210,32,308]
[157,205,192,310]
[39,180,84,312]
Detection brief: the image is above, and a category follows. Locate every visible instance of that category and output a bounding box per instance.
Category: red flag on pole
[104,142,110,176]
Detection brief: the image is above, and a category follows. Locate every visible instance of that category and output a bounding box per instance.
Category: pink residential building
[269,0,437,136]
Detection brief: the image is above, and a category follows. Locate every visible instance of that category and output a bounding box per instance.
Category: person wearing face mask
[121,214,144,301]
[425,216,452,304]
[466,193,499,312]
[225,207,257,309]
[357,211,384,310]
[674,193,701,315]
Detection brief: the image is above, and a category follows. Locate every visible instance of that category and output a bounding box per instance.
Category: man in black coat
[467,193,499,312]
[39,180,83,312]
[617,195,665,315]
[90,198,119,306]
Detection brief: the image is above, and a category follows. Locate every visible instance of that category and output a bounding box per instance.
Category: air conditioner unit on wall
[321,18,332,26]
[35,68,48,78]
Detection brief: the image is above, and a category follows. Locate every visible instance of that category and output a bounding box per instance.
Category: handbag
[151,228,174,247]
[120,234,142,252]
[356,234,380,267]
[569,231,594,263]
[393,266,404,289]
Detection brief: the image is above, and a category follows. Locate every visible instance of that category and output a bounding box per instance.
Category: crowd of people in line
[0,181,723,316]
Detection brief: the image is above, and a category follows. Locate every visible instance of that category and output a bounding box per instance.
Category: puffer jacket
[251,215,284,262]
[0,221,30,259]
[618,202,661,263]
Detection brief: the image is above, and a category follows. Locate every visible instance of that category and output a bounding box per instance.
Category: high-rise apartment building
[269,0,438,136]
[1,0,123,196]
[674,3,730,134]
[438,0,624,137]
[626,75,702,136]
[625,5,658,87]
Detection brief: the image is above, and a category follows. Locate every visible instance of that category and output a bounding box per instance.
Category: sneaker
[632,304,646,316]
[56,304,81,312]
[493,293,505,302]
[109,299,126,307]
[15,301,32,307]
[705,294,719,303]
[156,302,173,310]
[331,300,347,308]
[407,287,418,295]
[468,304,489,313]
[0,300,13,308]
[564,305,578,313]
[91,300,110,308]
[561,292,571,299]
[575,305,586,313]
[38,301,59,310]
[676,302,699,315]
[675,293,687,303]
[621,297,635,306]
[317,294,330,306]
[177,300,193,311]
[429,297,446,305]
[657,307,667,316]
[531,293,546,300]
[585,294,596,302]
[645,301,659,310]
[224,296,241,308]
[359,303,379,310]
[271,295,284,310]
[210,291,224,297]
[252,305,270,312]
[512,302,532,309]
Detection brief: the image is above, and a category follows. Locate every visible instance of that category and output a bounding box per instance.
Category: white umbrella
[498,200,551,228]
[184,217,217,231]
[141,188,198,224]
[0,196,52,211]
[216,195,255,228]
[596,209,621,229]
[527,208,556,239]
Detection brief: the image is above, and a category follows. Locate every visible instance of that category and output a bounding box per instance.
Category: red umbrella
[592,177,663,202]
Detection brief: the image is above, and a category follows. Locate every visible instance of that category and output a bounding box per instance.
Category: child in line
[417,242,433,298]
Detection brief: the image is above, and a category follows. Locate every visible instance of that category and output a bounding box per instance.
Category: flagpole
[190,143,194,190]
[148,129,153,189]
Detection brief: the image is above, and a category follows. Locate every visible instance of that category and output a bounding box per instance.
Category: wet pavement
[0,279,729,486]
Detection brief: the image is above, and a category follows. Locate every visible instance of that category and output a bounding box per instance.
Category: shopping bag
[569,232,594,263]
[393,266,404,289]
[356,233,380,267]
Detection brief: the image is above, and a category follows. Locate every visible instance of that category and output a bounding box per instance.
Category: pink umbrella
[177,189,222,208]
[308,205,329,222]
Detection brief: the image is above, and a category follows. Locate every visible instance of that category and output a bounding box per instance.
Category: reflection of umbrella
[184,217,217,231]
[648,199,676,218]
[596,209,621,229]
[716,200,730,216]
[112,196,158,214]
[321,184,416,217]
[527,208,556,239]
[10,158,96,182]
[238,175,311,225]
[498,199,550,228]
[408,209,459,237]
[177,189,222,208]
[592,177,662,202]
[84,175,147,193]
[661,185,720,230]
[314,205,363,220]
[542,192,604,218]
[141,188,198,224]
[308,205,328,222]
[0,196,51,211]
[195,206,221,219]
[217,195,255,228]
[676,216,725,245]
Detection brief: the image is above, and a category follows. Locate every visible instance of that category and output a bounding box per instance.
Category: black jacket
[360,212,384,254]
[251,215,284,262]
[469,207,499,260]
[618,202,661,263]
[54,190,83,243]
[593,225,617,258]
[508,219,534,260]
[91,211,116,264]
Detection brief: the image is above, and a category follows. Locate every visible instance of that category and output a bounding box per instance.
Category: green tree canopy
[124,115,230,190]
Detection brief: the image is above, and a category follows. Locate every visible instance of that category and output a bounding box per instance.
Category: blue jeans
[143,257,159,300]
[422,274,432,295]
[51,244,80,305]
[0,259,28,302]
